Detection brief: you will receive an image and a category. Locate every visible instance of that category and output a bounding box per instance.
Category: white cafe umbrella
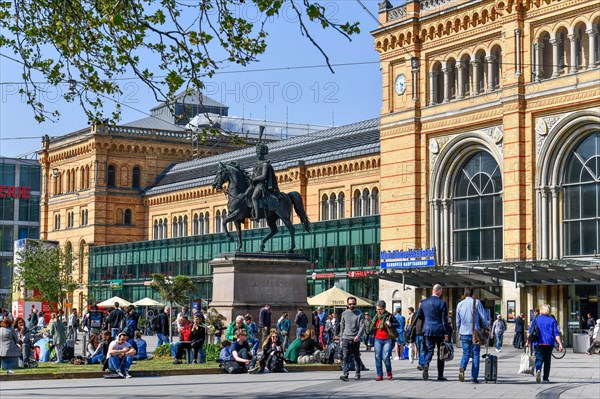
[96,296,132,308]
[307,286,374,307]
[133,297,165,307]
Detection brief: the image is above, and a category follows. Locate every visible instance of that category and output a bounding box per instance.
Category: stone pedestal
[209,252,310,333]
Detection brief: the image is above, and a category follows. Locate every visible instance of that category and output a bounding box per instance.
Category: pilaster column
[551,187,560,259]
[514,28,522,76]
[471,60,480,95]
[586,28,598,69]
[442,200,450,265]
[442,67,450,102]
[568,33,579,73]
[411,57,420,102]
[433,201,441,265]
[485,55,496,92]
[456,62,465,99]
[429,70,438,104]
[540,188,549,260]
[550,38,562,77]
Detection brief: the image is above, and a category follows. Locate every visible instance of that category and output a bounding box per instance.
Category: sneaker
[375,376,383,381]
[283,368,288,373]
[339,375,349,382]
[393,356,400,361]
[417,365,424,371]
[6,370,14,375]
[192,359,197,364]
[422,365,429,381]
[354,373,361,380]
[437,376,447,381]
[248,365,260,374]
[116,370,125,378]
[498,348,502,353]
[536,370,542,383]
[173,359,182,365]
[124,371,132,379]
[263,368,270,374]
[495,348,499,353]
[387,372,393,380]
[542,380,550,384]
[458,367,465,382]
[471,379,480,384]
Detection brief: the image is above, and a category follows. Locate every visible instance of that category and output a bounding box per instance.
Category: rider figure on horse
[249,129,280,222]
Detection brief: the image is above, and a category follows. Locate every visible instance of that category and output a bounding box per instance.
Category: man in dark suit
[415,284,450,381]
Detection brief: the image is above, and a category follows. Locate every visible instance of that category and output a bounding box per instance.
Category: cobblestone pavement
[2,338,598,399]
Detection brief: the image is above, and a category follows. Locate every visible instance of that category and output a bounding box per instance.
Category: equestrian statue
[211,130,311,253]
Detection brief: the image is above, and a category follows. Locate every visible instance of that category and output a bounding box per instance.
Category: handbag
[385,315,398,340]
[471,298,486,346]
[438,341,454,361]
[527,318,539,343]
[518,347,535,375]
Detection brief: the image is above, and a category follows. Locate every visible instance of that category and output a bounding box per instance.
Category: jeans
[236,348,256,369]
[157,333,169,346]
[415,335,425,366]
[495,333,504,350]
[534,344,553,381]
[374,338,393,376]
[110,328,120,339]
[513,332,524,349]
[54,343,64,363]
[459,335,481,381]
[422,336,445,377]
[341,338,363,376]
[108,355,133,373]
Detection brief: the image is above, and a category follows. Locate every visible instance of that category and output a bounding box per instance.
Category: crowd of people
[0,293,595,382]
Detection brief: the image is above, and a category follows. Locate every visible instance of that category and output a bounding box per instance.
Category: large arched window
[132,167,141,189]
[353,189,362,217]
[321,194,329,221]
[362,188,371,216]
[453,152,503,261]
[338,192,346,218]
[329,193,337,220]
[202,212,210,234]
[193,213,199,235]
[123,209,132,225]
[107,165,116,187]
[154,220,159,239]
[215,210,222,233]
[372,187,379,215]
[564,132,600,256]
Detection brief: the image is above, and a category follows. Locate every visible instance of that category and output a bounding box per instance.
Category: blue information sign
[380,259,435,269]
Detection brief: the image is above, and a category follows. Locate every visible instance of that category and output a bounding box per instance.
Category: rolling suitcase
[482,345,497,383]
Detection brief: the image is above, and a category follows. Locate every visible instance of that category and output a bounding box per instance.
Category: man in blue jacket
[415,284,450,381]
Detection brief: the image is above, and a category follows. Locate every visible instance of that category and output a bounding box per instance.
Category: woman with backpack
[257,328,285,373]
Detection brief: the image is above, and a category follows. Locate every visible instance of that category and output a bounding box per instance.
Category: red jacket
[179,321,192,341]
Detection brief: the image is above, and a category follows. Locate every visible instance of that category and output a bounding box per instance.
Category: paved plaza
[1,337,598,399]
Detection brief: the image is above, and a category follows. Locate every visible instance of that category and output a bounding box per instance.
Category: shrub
[153,344,171,358]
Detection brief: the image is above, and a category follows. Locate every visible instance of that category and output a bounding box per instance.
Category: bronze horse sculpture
[212,161,311,253]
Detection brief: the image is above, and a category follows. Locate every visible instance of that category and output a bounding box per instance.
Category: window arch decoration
[429,132,503,266]
[536,111,600,259]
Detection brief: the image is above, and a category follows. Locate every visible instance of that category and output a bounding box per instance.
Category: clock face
[394,74,407,95]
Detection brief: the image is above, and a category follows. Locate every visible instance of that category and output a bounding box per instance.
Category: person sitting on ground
[172,315,193,364]
[0,317,20,374]
[217,340,233,364]
[133,330,148,360]
[297,329,323,364]
[86,333,102,360]
[284,336,302,363]
[258,328,285,373]
[231,328,259,373]
[107,331,136,378]
[95,330,113,365]
[586,319,600,355]
[225,315,259,354]
[14,317,32,364]
[189,314,205,363]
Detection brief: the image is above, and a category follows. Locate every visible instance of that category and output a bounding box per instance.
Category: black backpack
[267,352,285,372]
[150,316,160,332]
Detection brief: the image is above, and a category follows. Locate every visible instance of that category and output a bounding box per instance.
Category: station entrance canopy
[379,259,600,288]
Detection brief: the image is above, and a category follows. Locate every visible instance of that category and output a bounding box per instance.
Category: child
[217,340,232,364]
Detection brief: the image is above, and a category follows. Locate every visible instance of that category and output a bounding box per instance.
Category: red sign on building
[0,186,30,199]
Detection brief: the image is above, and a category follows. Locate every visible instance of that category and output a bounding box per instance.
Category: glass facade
[89,215,380,304]
[0,157,41,300]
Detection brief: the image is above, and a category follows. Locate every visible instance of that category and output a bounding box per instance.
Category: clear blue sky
[0,1,385,158]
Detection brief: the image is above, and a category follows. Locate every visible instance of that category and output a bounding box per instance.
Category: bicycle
[551,340,566,359]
